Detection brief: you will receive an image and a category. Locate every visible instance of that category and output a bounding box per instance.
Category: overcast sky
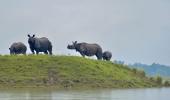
[0,0,169,65]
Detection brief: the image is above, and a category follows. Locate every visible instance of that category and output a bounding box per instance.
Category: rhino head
[28,34,35,45]
[9,48,14,55]
[67,41,77,50]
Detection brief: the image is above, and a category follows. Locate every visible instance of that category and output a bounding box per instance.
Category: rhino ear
[32,34,35,37]
[28,34,31,37]
[9,48,10,50]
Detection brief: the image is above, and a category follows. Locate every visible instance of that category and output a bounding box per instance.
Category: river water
[0,88,169,100]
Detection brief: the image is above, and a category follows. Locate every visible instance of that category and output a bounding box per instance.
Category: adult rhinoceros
[9,42,27,55]
[67,41,103,60]
[28,34,52,55]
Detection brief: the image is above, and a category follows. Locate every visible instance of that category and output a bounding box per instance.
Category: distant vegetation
[0,55,163,88]
[128,63,170,78]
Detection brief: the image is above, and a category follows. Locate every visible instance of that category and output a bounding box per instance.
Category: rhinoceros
[67,41,103,60]
[9,42,27,55]
[28,34,52,55]
[102,51,112,61]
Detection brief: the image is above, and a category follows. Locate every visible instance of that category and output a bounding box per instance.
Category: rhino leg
[48,45,52,55]
[48,49,52,55]
[80,52,85,58]
[36,51,39,55]
[49,51,52,55]
[96,56,102,60]
[96,53,102,60]
[107,58,111,61]
[31,49,35,54]
[22,52,26,55]
[44,51,48,55]
[96,50,103,60]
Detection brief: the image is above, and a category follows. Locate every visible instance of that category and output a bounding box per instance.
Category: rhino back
[16,43,26,51]
[78,43,102,56]
[34,37,51,51]
[10,42,27,53]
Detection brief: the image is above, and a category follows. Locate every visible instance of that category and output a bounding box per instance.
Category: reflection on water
[0,88,169,100]
[0,89,52,100]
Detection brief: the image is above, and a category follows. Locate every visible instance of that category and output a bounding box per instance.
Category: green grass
[0,55,159,88]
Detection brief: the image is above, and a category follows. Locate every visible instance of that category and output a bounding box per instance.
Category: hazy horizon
[0,0,170,65]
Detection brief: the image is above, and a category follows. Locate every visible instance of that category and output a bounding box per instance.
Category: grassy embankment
[0,55,161,88]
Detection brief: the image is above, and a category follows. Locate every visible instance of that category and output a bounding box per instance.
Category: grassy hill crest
[0,55,161,88]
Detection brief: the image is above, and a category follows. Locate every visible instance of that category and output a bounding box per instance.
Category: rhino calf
[67,41,103,60]
[103,51,112,61]
[9,42,27,55]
